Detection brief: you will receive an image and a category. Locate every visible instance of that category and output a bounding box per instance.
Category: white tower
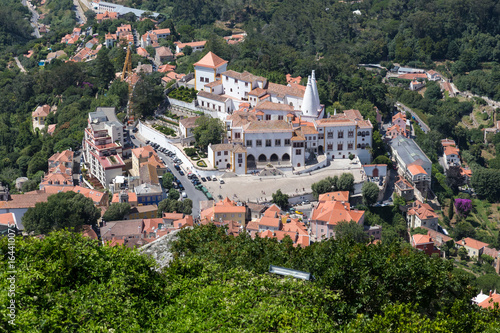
[311,70,321,113]
[301,76,315,116]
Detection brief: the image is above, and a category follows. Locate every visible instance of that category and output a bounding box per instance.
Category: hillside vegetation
[1,227,500,331]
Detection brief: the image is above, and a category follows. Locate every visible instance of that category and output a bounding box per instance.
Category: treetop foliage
[3,228,499,331]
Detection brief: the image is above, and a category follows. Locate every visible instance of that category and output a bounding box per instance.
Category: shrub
[191,156,200,161]
[184,147,197,156]
[197,160,207,167]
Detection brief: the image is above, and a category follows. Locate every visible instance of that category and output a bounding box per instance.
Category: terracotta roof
[111,191,138,204]
[243,120,292,133]
[318,191,349,202]
[193,51,227,69]
[315,118,356,127]
[478,292,500,309]
[255,101,294,112]
[407,200,437,220]
[412,234,434,245]
[47,124,56,135]
[267,82,304,98]
[82,225,98,239]
[248,87,267,97]
[407,164,427,176]
[38,186,107,205]
[398,73,428,80]
[311,200,364,226]
[163,212,185,220]
[179,116,199,129]
[344,109,363,121]
[296,235,310,247]
[441,139,456,147]
[152,28,171,35]
[0,191,52,209]
[205,80,222,88]
[49,150,74,164]
[392,112,406,122]
[156,46,173,57]
[395,178,414,190]
[132,145,155,159]
[300,126,318,135]
[459,237,489,250]
[222,70,266,83]
[226,111,258,127]
[246,221,259,231]
[139,163,159,184]
[444,146,460,156]
[357,120,373,129]
[0,213,15,226]
[210,143,234,152]
[259,230,274,238]
[197,90,228,103]
[136,47,149,57]
[32,105,51,117]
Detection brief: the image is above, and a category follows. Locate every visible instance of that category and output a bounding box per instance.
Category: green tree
[131,73,163,119]
[23,191,101,234]
[458,246,469,260]
[334,221,368,242]
[271,189,289,209]
[102,202,131,222]
[362,182,379,206]
[182,198,193,215]
[424,81,443,100]
[183,45,193,56]
[162,173,175,190]
[27,152,47,178]
[193,116,225,149]
[337,173,354,192]
[311,176,338,199]
[93,48,115,89]
[169,188,180,201]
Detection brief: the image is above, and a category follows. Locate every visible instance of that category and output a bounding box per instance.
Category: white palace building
[191,52,373,174]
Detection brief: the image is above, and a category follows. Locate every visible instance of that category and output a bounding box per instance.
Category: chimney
[490,290,493,297]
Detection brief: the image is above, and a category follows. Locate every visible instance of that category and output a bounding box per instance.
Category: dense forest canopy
[1,228,500,331]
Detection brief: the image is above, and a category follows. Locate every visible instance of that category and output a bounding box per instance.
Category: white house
[175,41,207,54]
[407,200,439,230]
[442,139,460,169]
[208,143,247,174]
[193,51,228,91]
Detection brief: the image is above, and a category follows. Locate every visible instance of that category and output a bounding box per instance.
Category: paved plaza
[203,159,364,203]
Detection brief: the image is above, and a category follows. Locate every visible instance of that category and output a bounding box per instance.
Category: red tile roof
[193,51,227,69]
[458,237,489,250]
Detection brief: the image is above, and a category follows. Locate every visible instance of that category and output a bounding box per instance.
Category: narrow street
[14,57,27,73]
[21,0,41,38]
[130,133,207,217]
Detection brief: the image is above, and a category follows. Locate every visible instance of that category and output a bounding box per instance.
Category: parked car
[212,177,217,181]
[201,177,207,182]
[219,179,225,184]
[295,211,304,215]
[182,192,187,198]
[130,135,135,139]
[146,140,150,144]
[166,168,171,173]
[179,170,185,176]
[206,176,212,181]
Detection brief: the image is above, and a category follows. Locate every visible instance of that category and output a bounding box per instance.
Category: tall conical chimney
[301,76,314,116]
[311,70,321,112]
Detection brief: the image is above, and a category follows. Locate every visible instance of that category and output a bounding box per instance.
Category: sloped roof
[311,200,364,226]
[407,164,427,176]
[255,100,294,112]
[193,51,227,69]
[459,237,489,250]
[179,116,200,129]
[318,191,349,202]
[243,120,292,133]
[32,105,51,117]
[412,234,434,245]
